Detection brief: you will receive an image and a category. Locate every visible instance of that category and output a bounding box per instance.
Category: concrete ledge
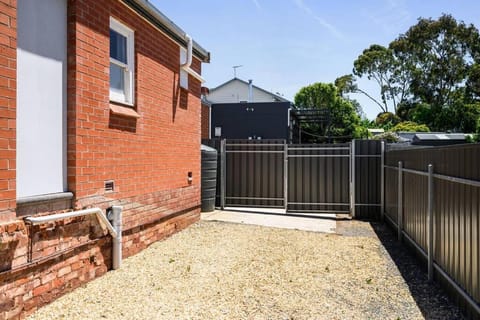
[201,208,336,233]
[16,192,74,217]
[17,192,74,205]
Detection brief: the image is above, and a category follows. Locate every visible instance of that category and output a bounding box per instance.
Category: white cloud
[292,0,346,40]
[251,0,261,10]
[362,0,411,35]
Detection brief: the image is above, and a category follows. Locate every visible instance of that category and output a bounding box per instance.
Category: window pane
[110,29,127,63]
[110,63,125,94]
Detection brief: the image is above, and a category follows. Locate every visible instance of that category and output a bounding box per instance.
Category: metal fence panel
[403,172,428,250]
[385,143,480,316]
[353,140,382,220]
[434,179,480,304]
[287,144,350,213]
[384,167,398,223]
[225,139,285,208]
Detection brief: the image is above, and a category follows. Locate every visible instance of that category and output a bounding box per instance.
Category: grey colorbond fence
[203,139,383,219]
[287,143,351,214]
[223,139,285,208]
[384,144,480,318]
[352,140,383,220]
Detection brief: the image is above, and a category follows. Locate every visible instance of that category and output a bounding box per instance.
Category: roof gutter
[122,0,210,63]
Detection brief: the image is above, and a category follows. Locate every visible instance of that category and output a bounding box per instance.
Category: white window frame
[179,47,188,89]
[110,17,135,105]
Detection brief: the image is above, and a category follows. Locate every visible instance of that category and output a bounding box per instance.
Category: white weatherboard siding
[17,0,67,198]
[208,80,280,103]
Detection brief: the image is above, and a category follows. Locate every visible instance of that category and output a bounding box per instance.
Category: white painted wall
[207,80,282,103]
[17,0,67,198]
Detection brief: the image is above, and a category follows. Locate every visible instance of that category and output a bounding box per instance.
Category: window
[179,47,188,89]
[110,17,134,105]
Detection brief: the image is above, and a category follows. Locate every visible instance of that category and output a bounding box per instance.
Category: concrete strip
[201,207,336,233]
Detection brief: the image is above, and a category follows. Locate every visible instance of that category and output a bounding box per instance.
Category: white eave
[122,0,210,63]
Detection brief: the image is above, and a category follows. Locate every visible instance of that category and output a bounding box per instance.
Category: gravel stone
[27,220,463,320]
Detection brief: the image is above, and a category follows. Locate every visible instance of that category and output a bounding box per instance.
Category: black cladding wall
[211,102,292,140]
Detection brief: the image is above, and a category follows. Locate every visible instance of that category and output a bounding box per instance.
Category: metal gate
[219,139,354,214]
[221,140,286,209]
[287,143,351,214]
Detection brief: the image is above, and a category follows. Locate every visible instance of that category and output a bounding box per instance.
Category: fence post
[380,141,385,221]
[284,141,288,212]
[350,140,356,218]
[398,161,403,241]
[427,164,434,282]
[220,139,226,210]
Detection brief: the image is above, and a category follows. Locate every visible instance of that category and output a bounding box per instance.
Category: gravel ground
[28,220,463,320]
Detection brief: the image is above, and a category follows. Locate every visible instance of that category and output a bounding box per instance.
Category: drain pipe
[108,206,122,269]
[24,206,123,270]
[181,34,206,83]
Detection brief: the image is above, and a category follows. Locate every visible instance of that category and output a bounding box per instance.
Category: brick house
[0,0,210,318]
[201,87,211,139]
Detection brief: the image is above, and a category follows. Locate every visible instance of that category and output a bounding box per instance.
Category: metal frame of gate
[218,139,382,215]
[220,140,286,209]
[286,143,351,214]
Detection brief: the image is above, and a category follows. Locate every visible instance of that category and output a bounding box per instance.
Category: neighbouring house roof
[368,128,385,135]
[122,0,210,63]
[208,78,290,103]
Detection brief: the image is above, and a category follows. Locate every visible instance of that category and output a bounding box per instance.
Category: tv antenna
[233,65,243,78]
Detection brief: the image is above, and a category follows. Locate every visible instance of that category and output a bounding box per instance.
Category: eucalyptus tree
[390,14,480,130]
[352,45,410,114]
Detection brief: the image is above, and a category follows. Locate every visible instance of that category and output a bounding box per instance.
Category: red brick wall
[0,0,16,222]
[0,0,205,318]
[201,102,210,139]
[67,0,202,217]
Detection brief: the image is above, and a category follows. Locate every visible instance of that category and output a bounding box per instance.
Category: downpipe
[24,206,123,270]
[181,34,206,83]
[108,206,123,270]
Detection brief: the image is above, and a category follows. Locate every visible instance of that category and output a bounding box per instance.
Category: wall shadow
[171,74,190,123]
[0,238,19,273]
[108,112,137,133]
[370,222,464,320]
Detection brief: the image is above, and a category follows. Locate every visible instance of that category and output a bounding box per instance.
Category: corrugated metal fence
[223,139,285,208]
[202,139,383,219]
[384,144,480,318]
[287,143,351,213]
[352,140,384,220]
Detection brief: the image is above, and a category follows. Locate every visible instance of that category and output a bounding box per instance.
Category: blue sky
[152,0,480,119]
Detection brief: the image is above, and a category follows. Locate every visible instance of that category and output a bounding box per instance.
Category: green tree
[294,83,361,142]
[352,45,410,113]
[390,14,480,130]
[334,74,365,118]
[392,121,430,132]
[466,63,480,100]
[375,112,400,131]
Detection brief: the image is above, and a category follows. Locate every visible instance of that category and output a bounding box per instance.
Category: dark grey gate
[209,139,383,216]
[287,144,351,213]
[218,140,365,214]
[221,139,286,208]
